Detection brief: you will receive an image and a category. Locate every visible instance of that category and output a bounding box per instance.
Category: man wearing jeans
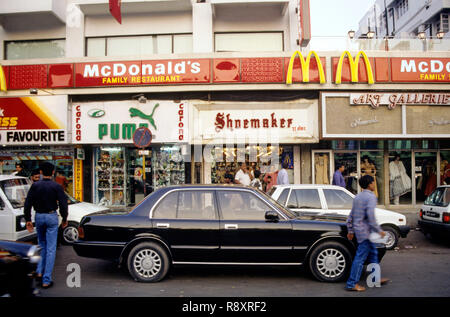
[345,175,390,292]
[24,162,68,289]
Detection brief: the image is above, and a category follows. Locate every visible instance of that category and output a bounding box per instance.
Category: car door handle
[225,224,238,230]
[156,223,170,229]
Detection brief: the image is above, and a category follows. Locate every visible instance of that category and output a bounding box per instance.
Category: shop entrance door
[414,151,438,205]
[333,152,359,195]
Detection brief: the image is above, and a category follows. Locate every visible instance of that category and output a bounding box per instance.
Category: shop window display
[440,151,450,185]
[95,147,126,206]
[360,151,384,204]
[152,146,185,190]
[0,147,74,195]
[210,145,292,192]
[389,152,412,205]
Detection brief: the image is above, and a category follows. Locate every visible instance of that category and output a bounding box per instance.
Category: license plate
[425,211,439,218]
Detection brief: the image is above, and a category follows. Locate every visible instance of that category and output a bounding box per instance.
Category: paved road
[37,216,450,298]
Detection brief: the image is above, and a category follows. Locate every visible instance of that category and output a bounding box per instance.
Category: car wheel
[309,241,352,283]
[127,242,170,283]
[61,222,79,245]
[381,225,399,250]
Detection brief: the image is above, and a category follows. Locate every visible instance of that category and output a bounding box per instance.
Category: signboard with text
[0,96,68,145]
[73,100,187,144]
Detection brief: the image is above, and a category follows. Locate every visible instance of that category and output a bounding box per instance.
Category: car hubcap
[63,226,78,243]
[134,249,162,278]
[316,249,346,278]
[385,231,395,249]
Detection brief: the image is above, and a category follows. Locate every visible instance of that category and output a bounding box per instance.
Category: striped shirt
[346,190,381,243]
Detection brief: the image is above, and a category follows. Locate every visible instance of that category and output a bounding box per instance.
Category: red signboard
[391,57,450,82]
[2,55,450,90]
[75,59,211,87]
[241,58,283,83]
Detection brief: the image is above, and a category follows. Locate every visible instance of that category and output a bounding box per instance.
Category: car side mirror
[265,211,279,222]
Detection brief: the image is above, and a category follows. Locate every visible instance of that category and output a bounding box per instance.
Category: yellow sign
[286,51,326,84]
[335,51,374,84]
[74,159,83,201]
[0,65,7,92]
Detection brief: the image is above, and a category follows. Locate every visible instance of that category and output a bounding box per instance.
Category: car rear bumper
[17,233,37,242]
[73,241,125,260]
[398,225,410,238]
[418,219,450,236]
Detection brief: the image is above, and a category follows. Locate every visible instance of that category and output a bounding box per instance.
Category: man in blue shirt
[345,175,390,291]
[332,164,346,188]
[277,162,289,185]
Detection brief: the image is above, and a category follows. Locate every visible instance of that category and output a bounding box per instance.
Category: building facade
[0,0,449,209]
[356,0,449,39]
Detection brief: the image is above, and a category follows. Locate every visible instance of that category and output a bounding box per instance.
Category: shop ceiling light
[366,30,375,39]
[437,29,445,39]
[348,30,355,39]
[417,31,426,39]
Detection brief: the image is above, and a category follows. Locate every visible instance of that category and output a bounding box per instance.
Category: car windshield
[0,178,32,208]
[255,188,297,219]
[424,187,450,207]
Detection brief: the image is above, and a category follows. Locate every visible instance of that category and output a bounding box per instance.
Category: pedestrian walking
[250,170,263,190]
[24,162,68,289]
[30,168,41,182]
[234,162,251,186]
[332,163,346,188]
[277,162,290,185]
[12,162,27,177]
[345,175,390,292]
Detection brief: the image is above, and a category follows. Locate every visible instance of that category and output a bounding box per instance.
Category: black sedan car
[73,185,386,283]
[0,240,41,297]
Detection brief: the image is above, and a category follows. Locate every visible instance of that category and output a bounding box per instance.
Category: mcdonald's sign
[334,51,374,84]
[286,51,326,84]
[0,65,7,92]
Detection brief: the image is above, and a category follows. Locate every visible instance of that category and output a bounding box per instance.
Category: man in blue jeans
[24,162,68,289]
[345,175,390,292]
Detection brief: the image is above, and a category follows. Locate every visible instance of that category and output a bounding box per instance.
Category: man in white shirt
[234,162,251,186]
[277,162,290,185]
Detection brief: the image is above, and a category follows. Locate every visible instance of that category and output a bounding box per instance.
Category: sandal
[345,284,366,292]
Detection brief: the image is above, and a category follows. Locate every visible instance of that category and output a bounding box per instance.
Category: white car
[62,194,110,244]
[418,185,450,239]
[0,175,109,244]
[269,184,410,249]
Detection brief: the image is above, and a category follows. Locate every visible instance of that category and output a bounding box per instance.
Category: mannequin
[389,154,412,205]
[361,156,378,198]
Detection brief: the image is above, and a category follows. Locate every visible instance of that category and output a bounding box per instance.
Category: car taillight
[78,226,85,239]
[419,209,423,219]
[443,212,450,224]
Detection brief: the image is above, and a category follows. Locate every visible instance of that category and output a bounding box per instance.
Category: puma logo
[129,103,159,130]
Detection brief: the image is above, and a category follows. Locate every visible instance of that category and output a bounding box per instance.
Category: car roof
[0,175,27,181]
[272,184,347,189]
[159,184,253,190]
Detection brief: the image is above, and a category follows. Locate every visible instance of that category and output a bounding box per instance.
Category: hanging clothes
[389,160,412,200]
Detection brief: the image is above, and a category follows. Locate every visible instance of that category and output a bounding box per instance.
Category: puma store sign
[72,100,188,144]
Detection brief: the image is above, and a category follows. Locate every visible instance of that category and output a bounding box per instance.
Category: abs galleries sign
[73,100,187,144]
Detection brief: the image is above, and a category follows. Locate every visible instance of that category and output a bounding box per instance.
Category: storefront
[72,99,189,206]
[190,99,319,189]
[318,92,450,207]
[0,95,75,195]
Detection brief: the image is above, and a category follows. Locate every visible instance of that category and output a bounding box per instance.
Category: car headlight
[27,245,41,264]
[16,216,28,231]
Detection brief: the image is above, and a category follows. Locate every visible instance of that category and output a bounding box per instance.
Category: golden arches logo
[286,51,326,84]
[335,51,374,84]
[0,65,7,92]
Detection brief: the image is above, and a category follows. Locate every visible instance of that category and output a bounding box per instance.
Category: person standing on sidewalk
[345,175,390,292]
[332,164,346,188]
[24,162,68,289]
